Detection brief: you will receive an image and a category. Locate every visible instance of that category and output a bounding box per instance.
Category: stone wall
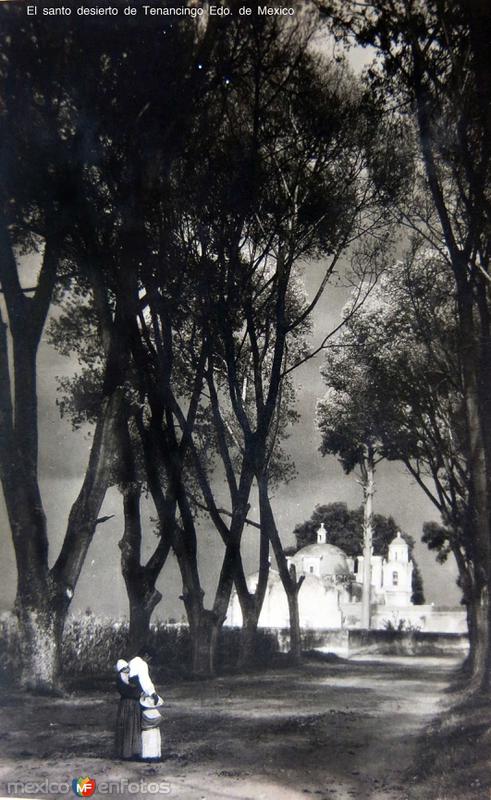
[340,603,468,634]
[257,626,469,657]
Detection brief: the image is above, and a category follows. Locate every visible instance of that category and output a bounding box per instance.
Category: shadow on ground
[0,655,466,800]
[406,687,491,800]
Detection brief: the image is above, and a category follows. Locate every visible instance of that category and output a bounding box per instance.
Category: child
[140,694,165,761]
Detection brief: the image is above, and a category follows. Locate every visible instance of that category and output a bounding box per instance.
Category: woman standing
[115,659,142,760]
[115,650,159,760]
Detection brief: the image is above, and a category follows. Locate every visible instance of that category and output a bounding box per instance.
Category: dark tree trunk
[457,297,491,692]
[134,411,217,677]
[286,571,302,663]
[360,448,375,630]
[191,612,220,677]
[173,454,254,677]
[2,376,122,689]
[236,504,270,670]
[466,591,490,692]
[127,588,162,655]
[14,592,63,691]
[0,217,130,690]
[174,536,218,678]
[412,47,491,693]
[460,563,491,692]
[179,534,248,677]
[187,573,232,677]
[182,595,220,678]
[236,570,268,670]
[118,418,171,655]
[237,610,259,670]
[12,349,121,689]
[131,325,221,678]
[257,476,304,661]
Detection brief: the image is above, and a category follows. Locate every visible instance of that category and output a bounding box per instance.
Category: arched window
[392,571,399,586]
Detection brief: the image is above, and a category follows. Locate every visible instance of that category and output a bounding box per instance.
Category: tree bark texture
[258,477,304,660]
[361,449,375,630]
[410,44,491,692]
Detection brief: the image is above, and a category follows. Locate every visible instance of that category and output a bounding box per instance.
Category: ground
[0,654,488,800]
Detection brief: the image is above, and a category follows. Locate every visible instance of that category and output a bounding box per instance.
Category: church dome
[289,542,351,577]
[389,531,407,547]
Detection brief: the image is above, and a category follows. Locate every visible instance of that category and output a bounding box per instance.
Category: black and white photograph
[0,1,489,798]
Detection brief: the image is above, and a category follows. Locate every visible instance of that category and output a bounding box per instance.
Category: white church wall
[339,603,467,633]
[371,605,467,633]
[227,590,467,634]
[298,577,342,629]
[224,528,467,635]
[260,581,290,628]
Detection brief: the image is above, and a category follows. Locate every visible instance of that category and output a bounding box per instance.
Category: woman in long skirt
[115,659,142,760]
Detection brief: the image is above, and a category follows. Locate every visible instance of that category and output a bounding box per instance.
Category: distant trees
[292,502,425,604]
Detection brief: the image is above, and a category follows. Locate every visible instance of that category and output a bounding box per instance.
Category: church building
[226,523,422,631]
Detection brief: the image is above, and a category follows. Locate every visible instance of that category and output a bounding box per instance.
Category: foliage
[422,521,454,565]
[320,0,491,268]
[294,502,402,555]
[411,562,425,607]
[317,248,462,473]
[317,249,466,584]
[382,617,421,633]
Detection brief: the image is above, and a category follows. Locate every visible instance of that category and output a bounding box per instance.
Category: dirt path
[0,655,460,800]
